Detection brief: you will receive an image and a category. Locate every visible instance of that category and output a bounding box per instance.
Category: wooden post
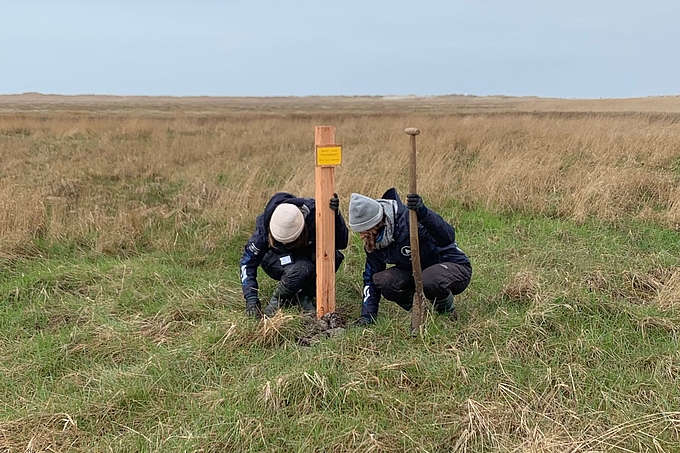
[314,126,340,318]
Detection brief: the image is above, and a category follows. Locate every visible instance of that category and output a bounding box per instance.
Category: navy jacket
[240,192,349,301]
[361,188,471,319]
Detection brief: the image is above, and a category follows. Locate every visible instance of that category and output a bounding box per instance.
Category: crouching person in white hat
[348,188,472,326]
[240,192,349,319]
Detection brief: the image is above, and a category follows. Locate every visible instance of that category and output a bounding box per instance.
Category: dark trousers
[261,250,344,294]
[372,262,472,311]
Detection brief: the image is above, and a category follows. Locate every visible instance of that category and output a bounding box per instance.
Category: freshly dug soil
[297,312,346,346]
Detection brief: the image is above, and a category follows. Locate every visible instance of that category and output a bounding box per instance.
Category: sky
[1,0,678,99]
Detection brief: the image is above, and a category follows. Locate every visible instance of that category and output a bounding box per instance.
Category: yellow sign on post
[316,145,342,167]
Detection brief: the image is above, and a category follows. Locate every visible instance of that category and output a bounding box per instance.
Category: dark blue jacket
[361,188,471,319]
[240,192,349,301]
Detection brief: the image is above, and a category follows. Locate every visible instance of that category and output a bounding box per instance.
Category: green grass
[2,207,680,452]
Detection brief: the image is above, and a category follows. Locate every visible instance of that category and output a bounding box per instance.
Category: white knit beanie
[348,193,384,232]
[270,203,305,244]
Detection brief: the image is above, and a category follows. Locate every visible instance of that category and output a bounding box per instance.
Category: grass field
[1,94,680,452]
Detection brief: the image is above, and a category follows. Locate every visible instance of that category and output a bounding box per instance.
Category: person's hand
[245,296,262,320]
[406,193,425,215]
[351,316,374,327]
[329,193,340,212]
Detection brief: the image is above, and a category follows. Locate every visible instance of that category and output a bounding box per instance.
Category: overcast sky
[1,0,678,98]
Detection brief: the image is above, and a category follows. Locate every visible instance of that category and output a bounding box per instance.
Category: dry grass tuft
[134,310,198,346]
[459,381,680,452]
[636,316,679,338]
[0,412,81,452]
[249,312,302,348]
[582,269,615,294]
[208,313,307,352]
[657,268,680,310]
[621,267,676,304]
[503,270,541,303]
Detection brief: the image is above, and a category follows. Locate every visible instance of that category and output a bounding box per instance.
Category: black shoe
[299,295,316,315]
[263,282,296,317]
[351,316,374,327]
[263,296,279,317]
[434,292,457,320]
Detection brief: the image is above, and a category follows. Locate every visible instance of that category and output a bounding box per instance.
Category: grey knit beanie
[348,193,384,232]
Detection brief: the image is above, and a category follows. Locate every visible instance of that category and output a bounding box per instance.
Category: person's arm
[407,193,455,246]
[239,218,269,317]
[330,194,349,250]
[357,253,386,323]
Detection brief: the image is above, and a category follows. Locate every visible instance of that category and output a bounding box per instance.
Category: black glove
[329,193,339,213]
[406,193,426,216]
[351,316,374,327]
[245,296,262,320]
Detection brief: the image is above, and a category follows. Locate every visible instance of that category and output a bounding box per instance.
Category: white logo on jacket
[401,246,411,257]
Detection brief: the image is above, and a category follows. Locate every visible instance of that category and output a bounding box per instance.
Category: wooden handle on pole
[406,127,427,335]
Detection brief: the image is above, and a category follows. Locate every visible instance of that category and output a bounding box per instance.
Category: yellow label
[316,145,342,166]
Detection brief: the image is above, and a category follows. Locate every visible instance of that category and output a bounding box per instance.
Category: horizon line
[2,92,679,101]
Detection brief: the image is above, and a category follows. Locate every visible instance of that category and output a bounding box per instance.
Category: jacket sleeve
[334,211,349,250]
[415,206,455,246]
[239,218,269,301]
[360,253,386,320]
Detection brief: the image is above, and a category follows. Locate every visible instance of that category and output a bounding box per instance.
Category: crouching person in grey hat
[348,188,472,326]
[240,192,349,319]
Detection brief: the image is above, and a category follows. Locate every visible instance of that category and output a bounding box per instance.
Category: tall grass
[2,103,679,256]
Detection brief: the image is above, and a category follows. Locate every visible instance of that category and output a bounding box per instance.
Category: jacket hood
[380,188,405,208]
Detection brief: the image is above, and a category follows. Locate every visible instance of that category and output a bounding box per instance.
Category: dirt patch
[297,312,347,346]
